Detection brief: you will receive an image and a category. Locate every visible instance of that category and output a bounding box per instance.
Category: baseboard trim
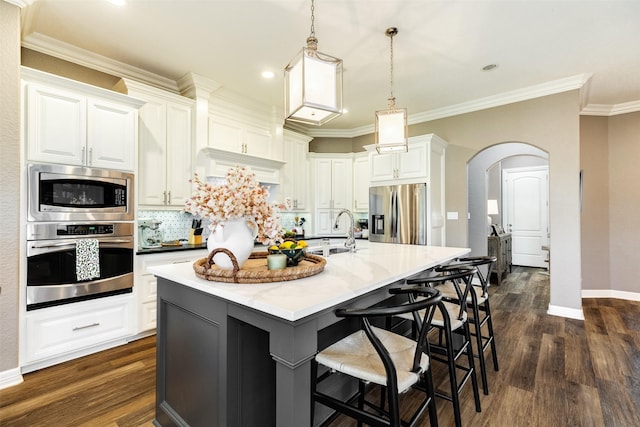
[582,289,640,301]
[547,304,585,320]
[21,337,129,374]
[0,367,24,390]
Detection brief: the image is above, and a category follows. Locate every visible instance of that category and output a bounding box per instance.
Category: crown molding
[308,74,593,138]
[3,0,33,8]
[177,72,222,99]
[22,66,145,108]
[22,33,280,127]
[306,125,370,138]
[410,74,592,124]
[21,32,180,93]
[581,100,640,116]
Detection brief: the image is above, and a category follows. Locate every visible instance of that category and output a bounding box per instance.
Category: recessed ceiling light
[482,64,498,71]
[261,71,275,79]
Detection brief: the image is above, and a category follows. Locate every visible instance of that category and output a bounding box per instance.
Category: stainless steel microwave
[28,163,134,222]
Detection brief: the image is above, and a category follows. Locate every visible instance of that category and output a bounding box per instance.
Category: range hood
[197,147,285,185]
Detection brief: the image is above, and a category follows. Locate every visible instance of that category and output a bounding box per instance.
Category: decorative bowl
[272,248,306,266]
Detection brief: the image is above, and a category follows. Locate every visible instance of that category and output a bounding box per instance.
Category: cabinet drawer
[25,296,133,363]
[140,251,206,273]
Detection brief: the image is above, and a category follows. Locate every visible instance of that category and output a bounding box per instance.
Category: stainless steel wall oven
[26,222,134,311]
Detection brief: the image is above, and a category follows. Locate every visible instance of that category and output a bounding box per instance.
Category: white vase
[207,217,258,270]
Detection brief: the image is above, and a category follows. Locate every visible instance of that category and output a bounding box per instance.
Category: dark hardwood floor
[0,335,156,426]
[1,267,639,426]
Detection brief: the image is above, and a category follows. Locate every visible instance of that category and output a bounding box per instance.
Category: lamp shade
[375,107,408,153]
[285,46,343,126]
[487,199,499,215]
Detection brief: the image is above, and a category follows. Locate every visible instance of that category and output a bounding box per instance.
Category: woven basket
[193,248,326,284]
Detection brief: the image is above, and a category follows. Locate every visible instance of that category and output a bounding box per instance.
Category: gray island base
[149,241,469,426]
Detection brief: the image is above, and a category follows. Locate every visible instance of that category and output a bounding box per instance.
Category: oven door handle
[30,238,133,249]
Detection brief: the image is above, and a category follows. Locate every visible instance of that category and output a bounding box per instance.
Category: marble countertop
[149,240,470,322]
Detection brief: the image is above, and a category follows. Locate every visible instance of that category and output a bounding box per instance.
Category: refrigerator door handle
[391,189,398,238]
[388,190,393,238]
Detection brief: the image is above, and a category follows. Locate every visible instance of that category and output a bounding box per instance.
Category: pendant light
[284,0,343,126]
[375,27,408,153]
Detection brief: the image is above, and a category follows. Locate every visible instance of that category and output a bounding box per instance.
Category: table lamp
[487,199,499,234]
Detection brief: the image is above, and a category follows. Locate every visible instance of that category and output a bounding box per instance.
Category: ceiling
[19,0,640,136]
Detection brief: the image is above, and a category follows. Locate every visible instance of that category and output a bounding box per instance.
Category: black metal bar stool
[435,256,499,395]
[311,287,442,427]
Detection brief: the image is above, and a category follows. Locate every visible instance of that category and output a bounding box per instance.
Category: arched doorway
[467,142,584,319]
[467,142,548,259]
[467,142,574,316]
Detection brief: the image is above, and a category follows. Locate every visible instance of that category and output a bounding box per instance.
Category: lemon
[280,241,295,249]
[269,245,279,251]
[297,240,308,248]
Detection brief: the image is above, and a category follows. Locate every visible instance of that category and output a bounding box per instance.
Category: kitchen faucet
[334,209,356,252]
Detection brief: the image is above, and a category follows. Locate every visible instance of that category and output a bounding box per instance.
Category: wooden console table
[488,232,512,285]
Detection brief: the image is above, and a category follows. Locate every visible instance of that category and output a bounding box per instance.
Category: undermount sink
[309,247,352,256]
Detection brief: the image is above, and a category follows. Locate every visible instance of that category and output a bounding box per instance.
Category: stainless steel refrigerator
[369,183,429,245]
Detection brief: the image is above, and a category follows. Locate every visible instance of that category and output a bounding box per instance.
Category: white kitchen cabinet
[313,156,352,210]
[311,155,353,235]
[369,139,429,182]
[134,249,208,333]
[25,83,86,166]
[22,294,134,371]
[208,114,273,160]
[87,99,138,171]
[23,68,140,171]
[281,130,312,211]
[119,79,195,207]
[353,153,370,212]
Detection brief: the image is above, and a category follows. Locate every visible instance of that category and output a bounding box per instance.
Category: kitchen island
[149,240,469,427]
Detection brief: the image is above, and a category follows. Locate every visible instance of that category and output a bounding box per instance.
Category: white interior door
[503,167,549,267]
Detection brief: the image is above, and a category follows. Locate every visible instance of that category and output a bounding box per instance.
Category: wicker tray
[193,248,326,284]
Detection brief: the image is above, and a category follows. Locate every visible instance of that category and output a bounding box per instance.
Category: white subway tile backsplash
[138,210,211,241]
[138,210,367,241]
